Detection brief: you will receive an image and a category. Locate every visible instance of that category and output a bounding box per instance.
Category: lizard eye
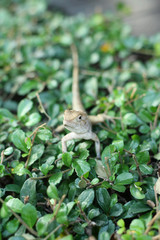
[78,115,82,120]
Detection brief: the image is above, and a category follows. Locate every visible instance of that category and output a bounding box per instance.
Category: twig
[55,157,62,164]
[152,234,160,240]
[31,169,71,180]
[36,92,51,120]
[49,194,66,223]
[43,224,63,240]
[81,69,101,77]
[153,104,160,129]
[25,123,46,168]
[4,153,14,162]
[87,180,105,189]
[105,157,111,177]
[31,174,53,180]
[125,93,146,106]
[154,185,159,213]
[145,211,160,234]
[77,201,91,224]
[27,123,46,139]
[120,108,124,131]
[0,198,38,237]
[124,149,143,181]
[101,122,117,134]
[0,150,4,164]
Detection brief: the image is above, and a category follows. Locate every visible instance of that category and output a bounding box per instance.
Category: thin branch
[77,201,91,224]
[31,169,71,180]
[49,194,66,223]
[125,93,146,106]
[145,211,160,234]
[36,92,51,120]
[153,104,160,129]
[25,123,46,168]
[43,224,63,240]
[152,234,160,240]
[124,149,143,181]
[0,198,38,237]
[105,157,111,177]
[0,150,4,164]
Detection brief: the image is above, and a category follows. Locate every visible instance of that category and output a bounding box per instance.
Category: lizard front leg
[61,132,79,153]
[90,132,101,159]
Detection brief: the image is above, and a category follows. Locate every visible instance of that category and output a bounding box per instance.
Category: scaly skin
[62,110,101,158]
[59,45,120,157]
[61,45,101,158]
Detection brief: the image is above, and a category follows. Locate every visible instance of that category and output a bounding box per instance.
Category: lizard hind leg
[90,132,101,159]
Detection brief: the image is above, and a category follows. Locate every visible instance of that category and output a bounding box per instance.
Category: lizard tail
[71,44,85,112]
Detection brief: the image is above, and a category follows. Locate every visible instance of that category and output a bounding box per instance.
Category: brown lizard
[56,44,118,159]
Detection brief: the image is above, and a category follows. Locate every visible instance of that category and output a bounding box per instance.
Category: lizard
[56,44,118,159]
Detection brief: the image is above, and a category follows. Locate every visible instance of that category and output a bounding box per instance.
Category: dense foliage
[0,0,160,239]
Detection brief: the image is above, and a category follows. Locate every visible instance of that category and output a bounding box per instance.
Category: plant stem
[0,198,38,237]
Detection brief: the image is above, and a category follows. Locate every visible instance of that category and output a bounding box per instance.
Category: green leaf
[47,184,59,200]
[20,178,37,205]
[18,80,40,95]
[84,77,98,98]
[7,198,24,213]
[6,219,19,234]
[130,184,145,199]
[72,159,90,177]
[99,232,110,240]
[112,184,126,192]
[39,163,54,175]
[139,124,150,134]
[136,151,150,164]
[78,149,89,160]
[95,160,109,179]
[110,203,123,216]
[138,109,152,123]
[112,140,124,153]
[12,163,31,177]
[21,203,37,228]
[117,219,125,228]
[129,219,145,234]
[91,178,99,185]
[142,91,160,107]
[5,184,21,193]
[0,164,5,177]
[78,179,87,188]
[25,112,41,127]
[101,145,116,162]
[88,208,100,220]
[37,128,52,141]
[62,152,72,167]
[123,113,138,126]
[4,147,13,155]
[0,108,16,120]
[96,188,111,213]
[56,203,68,224]
[114,172,133,185]
[61,235,73,240]
[28,144,44,166]
[49,172,62,185]
[36,214,53,236]
[11,129,28,153]
[78,189,94,209]
[100,55,113,69]
[139,164,153,175]
[17,99,33,119]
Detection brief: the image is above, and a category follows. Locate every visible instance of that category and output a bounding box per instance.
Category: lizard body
[61,45,101,158]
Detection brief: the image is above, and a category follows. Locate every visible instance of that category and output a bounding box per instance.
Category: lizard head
[63,110,91,134]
